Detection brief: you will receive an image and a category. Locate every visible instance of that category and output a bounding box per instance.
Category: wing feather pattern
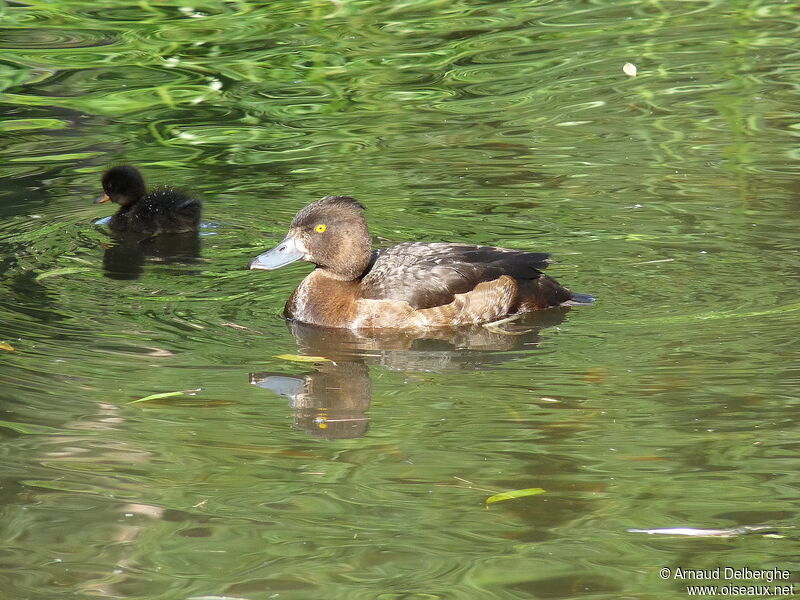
[360,242,552,310]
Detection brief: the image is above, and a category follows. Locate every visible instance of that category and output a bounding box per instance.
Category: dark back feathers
[360,242,552,310]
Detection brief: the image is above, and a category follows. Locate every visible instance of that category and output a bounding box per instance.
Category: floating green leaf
[0,118,69,131]
[11,151,102,163]
[274,354,331,363]
[35,267,92,281]
[486,487,546,505]
[0,420,60,434]
[129,391,187,404]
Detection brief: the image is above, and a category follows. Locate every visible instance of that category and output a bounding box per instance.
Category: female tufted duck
[96,165,201,234]
[249,196,593,329]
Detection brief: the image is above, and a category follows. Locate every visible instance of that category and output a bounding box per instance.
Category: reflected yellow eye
[314,224,327,233]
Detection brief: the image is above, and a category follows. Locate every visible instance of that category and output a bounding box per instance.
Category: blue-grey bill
[249,234,305,270]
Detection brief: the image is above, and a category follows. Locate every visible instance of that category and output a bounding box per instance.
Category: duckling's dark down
[249,196,594,329]
[97,165,201,234]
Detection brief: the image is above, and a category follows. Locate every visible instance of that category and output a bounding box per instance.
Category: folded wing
[360,242,553,310]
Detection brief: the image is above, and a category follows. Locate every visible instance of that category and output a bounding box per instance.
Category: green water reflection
[1,0,799,598]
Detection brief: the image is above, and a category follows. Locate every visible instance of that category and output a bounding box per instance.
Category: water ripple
[0,27,115,49]
[2,2,800,598]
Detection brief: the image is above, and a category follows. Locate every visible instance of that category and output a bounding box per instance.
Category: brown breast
[285,270,361,328]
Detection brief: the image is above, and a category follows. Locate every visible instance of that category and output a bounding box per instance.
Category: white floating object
[623,62,637,77]
[628,526,777,537]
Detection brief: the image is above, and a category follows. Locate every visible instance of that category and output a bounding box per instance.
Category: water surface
[1,1,799,598]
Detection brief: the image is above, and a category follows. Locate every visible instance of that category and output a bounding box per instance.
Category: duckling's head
[249,195,372,281]
[97,165,146,206]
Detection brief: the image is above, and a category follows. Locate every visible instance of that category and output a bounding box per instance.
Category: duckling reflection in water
[249,196,593,329]
[96,165,201,234]
[101,232,202,280]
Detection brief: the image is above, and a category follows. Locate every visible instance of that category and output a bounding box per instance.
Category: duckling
[249,195,593,329]
[96,165,201,234]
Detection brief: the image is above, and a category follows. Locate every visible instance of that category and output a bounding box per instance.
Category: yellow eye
[314,224,327,233]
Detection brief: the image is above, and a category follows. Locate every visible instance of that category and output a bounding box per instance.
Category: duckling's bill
[249,233,305,270]
[95,194,111,204]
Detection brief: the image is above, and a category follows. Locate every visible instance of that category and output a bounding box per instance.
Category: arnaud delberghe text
[673,567,790,582]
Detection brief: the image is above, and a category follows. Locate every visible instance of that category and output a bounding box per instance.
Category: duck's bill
[249,234,305,270]
[95,194,111,204]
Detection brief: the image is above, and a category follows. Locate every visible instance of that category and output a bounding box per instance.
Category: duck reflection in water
[251,361,371,439]
[100,231,202,280]
[250,310,568,439]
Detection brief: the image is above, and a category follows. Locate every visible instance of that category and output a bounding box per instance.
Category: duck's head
[97,165,146,206]
[249,195,372,281]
